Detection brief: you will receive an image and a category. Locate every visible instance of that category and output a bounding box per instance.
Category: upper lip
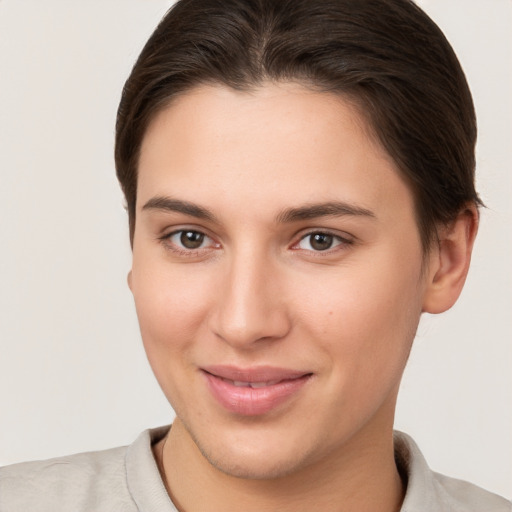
[202,365,311,383]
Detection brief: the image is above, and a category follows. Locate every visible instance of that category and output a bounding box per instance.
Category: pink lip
[202,365,312,416]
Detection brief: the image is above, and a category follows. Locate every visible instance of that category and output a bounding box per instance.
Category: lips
[202,365,312,416]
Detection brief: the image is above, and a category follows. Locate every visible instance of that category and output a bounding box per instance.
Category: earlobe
[422,205,479,314]
[127,270,133,292]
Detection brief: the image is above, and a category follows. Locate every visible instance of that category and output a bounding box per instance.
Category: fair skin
[128,83,477,512]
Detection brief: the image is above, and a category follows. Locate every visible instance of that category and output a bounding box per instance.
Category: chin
[189,423,317,480]
[203,447,308,480]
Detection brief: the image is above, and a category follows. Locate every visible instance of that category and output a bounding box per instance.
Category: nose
[209,250,291,349]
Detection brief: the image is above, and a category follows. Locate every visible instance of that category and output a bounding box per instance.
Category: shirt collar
[395,430,448,511]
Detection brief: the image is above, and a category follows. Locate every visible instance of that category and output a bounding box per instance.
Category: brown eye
[295,231,349,252]
[179,230,205,249]
[309,233,334,251]
[162,229,218,255]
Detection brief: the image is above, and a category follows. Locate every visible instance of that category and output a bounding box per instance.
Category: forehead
[137,82,414,223]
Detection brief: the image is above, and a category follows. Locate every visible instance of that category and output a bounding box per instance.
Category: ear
[127,270,133,292]
[422,205,479,314]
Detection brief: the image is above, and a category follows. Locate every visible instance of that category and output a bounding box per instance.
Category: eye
[295,232,349,252]
[164,229,215,251]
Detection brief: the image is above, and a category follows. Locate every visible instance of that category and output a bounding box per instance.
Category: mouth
[201,365,313,416]
[225,378,284,388]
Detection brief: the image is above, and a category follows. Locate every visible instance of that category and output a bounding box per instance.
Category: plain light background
[0,0,510,500]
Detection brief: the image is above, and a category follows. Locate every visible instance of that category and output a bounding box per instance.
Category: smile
[201,366,312,416]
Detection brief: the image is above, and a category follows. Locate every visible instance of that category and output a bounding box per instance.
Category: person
[1,0,510,510]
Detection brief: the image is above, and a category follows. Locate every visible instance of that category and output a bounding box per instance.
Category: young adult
[1,0,510,510]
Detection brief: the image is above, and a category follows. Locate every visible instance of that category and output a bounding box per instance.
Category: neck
[155,419,404,512]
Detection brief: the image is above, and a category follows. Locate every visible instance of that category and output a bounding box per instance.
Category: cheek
[296,257,424,383]
[130,257,215,371]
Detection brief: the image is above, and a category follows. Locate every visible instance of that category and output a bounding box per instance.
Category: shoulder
[0,426,173,512]
[431,472,512,512]
[395,431,511,512]
[0,444,137,512]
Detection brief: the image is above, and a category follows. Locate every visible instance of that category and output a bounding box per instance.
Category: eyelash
[158,229,218,256]
[158,228,354,257]
[291,230,354,254]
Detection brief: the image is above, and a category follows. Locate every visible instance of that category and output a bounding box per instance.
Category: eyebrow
[142,196,376,224]
[142,197,218,222]
[275,202,376,223]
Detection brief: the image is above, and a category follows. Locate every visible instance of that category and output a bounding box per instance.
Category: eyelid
[158,226,221,255]
[290,228,355,252]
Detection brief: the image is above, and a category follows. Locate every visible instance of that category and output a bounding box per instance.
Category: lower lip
[203,372,311,416]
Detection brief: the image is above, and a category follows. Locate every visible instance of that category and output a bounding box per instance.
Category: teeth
[252,379,281,387]
[230,379,281,388]
[249,382,268,388]
[232,381,251,387]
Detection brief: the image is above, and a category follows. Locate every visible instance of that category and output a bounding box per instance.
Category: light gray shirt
[1,426,510,511]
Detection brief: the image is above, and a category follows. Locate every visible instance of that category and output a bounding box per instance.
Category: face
[130,83,431,479]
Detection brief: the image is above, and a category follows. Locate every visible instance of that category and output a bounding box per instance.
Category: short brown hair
[115,0,480,249]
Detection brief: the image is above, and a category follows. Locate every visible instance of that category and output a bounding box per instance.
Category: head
[116,0,479,483]
[116,0,480,253]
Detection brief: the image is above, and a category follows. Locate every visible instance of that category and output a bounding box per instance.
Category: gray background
[0,0,510,499]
